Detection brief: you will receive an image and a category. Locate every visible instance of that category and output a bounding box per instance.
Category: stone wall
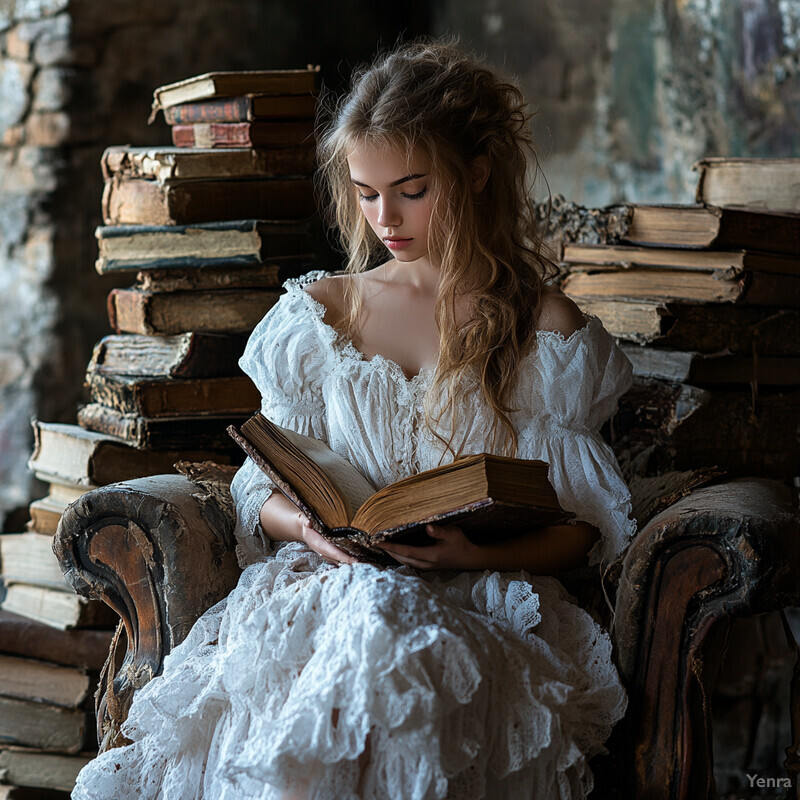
[0,0,427,529]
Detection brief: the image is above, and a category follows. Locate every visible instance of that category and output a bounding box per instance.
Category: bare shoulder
[304,273,349,328]
[536,286,587,338]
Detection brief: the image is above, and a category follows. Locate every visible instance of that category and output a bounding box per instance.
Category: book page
[278,427,376,518]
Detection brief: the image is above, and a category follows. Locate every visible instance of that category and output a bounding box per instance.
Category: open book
[228,413,572,563]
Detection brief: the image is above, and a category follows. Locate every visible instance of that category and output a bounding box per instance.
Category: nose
[376,196,401,229]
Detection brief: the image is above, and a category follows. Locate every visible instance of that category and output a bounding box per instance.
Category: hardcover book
[163,93,317,124]
[101,176,315,226]
[87,332,249,379]
[171,120,314,148]
[101,146,315,183]
[693,157,800,213]
[619,204,800,254]
[151,68,320,115]
[94,220,313,273]
[228,413,571,563]
[106,287,281,335]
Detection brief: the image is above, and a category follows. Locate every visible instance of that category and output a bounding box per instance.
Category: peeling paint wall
[434,0,800,205]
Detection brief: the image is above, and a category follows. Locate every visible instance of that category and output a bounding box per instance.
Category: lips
[383,237,413,250]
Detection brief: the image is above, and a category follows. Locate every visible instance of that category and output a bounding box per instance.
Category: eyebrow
[350,173,427,188]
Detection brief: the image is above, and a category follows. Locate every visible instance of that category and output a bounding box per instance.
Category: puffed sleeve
[230,272,335,566]
[516,315,636,567]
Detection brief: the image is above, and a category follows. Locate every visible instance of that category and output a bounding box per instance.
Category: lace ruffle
[73,547,627,800]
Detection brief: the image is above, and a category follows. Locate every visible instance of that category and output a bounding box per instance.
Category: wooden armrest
[611,478,800,800]
[54,474,241,751]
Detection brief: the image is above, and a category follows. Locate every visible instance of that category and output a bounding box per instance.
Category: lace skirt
[72,543,627,800]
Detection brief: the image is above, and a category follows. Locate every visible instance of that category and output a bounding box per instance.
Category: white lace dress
[72,272,636,800]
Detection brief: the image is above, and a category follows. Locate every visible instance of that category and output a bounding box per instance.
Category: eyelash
[358,188,427,203]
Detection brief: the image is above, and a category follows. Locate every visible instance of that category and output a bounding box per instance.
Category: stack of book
[0,611,113,798]
[558,158,800,481]
[0,69,323,794]
[82,68,321,451]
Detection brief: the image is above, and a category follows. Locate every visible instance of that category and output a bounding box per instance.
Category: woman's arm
[378,520,600,574]
[259,492,357,565]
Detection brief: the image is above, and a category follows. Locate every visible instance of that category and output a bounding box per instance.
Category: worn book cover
[102,176,315,226]
[101,145,315,183]
[229,413,571,563]
[95,219,313,273]
[106,286,281,335]
[171,120,314,148]
[693,157,800,213]
[164,93,317,124]
[88,332,249,379]
[151,68,320,115]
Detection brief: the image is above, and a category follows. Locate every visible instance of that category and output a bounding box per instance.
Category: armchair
[54,468,800,799]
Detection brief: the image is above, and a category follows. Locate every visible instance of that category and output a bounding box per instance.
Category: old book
[0,653,91,707]
[101,145,315,183]
[101,176,315,226]
[228,413,570,562]
[1,533,71,590]
[171,120,314,148]
[107,286,281,335]
[134,260,312,292]
[151,68,320,114]
[78,404,248,451]
[94,219,312,273]
[0,784,71,799]
[620,204,800,254]
[0,748,92,794]
[88,332,248,379]
[609,381,800,483]
[164,93,317,124]
[618,345,800,385]
[0,695,89,752]
[561,267,800,308]
[28,420,233,488]
[26,496,65,536]
[27,481,87,534]
[85,373,259,418]
[571,299,800,354]
[694,158,800,213]
[562,243,800,276]
[0,610,113,671]
[0,583,117,630]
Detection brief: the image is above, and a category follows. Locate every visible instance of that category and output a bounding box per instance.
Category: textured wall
[433,0,800,205]
[0,0,427,529]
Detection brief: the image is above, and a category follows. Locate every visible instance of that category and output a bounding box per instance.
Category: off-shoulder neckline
[283,271,602,383]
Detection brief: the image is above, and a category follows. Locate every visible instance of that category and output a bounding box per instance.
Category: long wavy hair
[316,39,559,456]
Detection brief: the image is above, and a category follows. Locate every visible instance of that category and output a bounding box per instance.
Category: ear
[469,155,490,192]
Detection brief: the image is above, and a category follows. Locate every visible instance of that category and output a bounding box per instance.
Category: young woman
[73,40,635,800]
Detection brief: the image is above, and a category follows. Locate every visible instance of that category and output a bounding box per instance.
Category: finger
[303,528,357,565]
[385,552,435,569]
[425,523,459,540]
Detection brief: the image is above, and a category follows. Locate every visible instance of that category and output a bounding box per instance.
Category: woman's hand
[299,517,358,566]
[377,523,481,570]
[259,493,356,566]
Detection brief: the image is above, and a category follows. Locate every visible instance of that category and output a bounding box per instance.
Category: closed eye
[358,193,379,203]
[402,189,427,200]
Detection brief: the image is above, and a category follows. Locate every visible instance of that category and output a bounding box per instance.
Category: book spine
[170,121,313,148]
[164,96,252,124]
[107,288,153,335]
[106,178,315,225]
[88,333,249,379]
[78,405,247,450]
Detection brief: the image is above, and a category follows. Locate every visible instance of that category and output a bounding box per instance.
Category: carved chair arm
[611,478,800,800]
[54,474,241,751]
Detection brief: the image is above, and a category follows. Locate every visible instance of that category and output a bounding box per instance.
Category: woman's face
[347,143,434,264]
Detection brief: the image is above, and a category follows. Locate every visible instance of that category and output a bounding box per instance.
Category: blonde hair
[316,39,558,455]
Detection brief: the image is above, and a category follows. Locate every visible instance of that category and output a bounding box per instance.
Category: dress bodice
[234,271,636,567]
